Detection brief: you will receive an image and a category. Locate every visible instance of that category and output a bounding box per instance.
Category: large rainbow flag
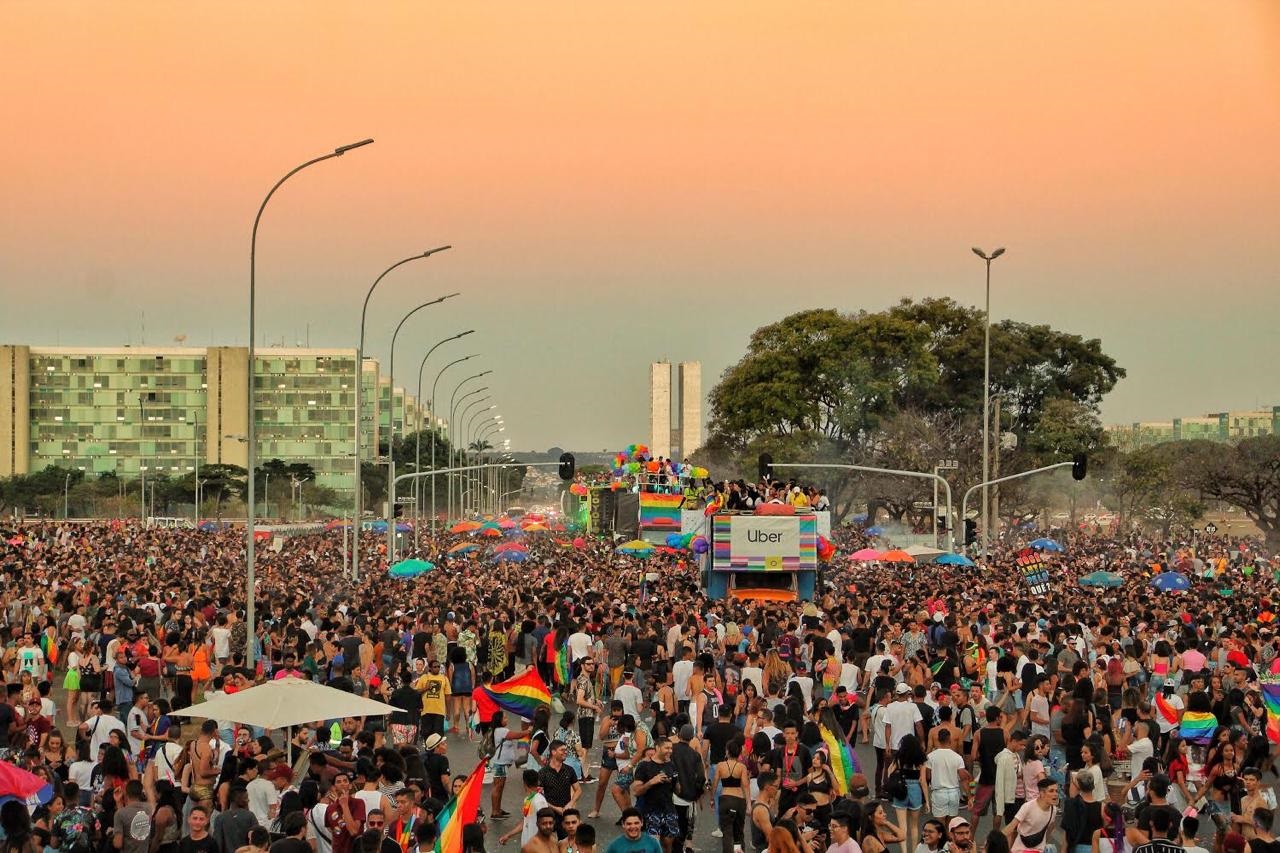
[640,492,685,530]
[434,759,486,853]
[1179,710,1218,745]
[482,668,552,720]
[818,715,860,796]
[1260,678,1280,744]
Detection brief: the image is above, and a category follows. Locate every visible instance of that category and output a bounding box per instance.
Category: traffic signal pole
[959,461,1077,557]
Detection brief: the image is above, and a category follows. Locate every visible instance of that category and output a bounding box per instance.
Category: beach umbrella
[498,518,517,529]
[493,541,527,553]
[479,527,503,538]
[850,548,881,561]
[905,544,946,560]
[395,522,412,533]
[1080,570,1124,589]
[1151,572,1191,592]
[388,558,434,578]
[450,520,481,533]
[1030,538,1065,552]
[523,522,550,532]
[878,549,915,563]
[0,760,54,806]
[447,542,478,556]
[525,513,546,522]
[865,526,885,537]
[323,519,351,531]
[551,523,567,532]
[617,539,655,557]
[493,550,528,563]
[934,553,975,567]
[369,520,388,532]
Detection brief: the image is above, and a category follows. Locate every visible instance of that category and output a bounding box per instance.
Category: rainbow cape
[1154,692,1181,727]
[818,715,860,796]
[39,633,58,667]
[1260,678,1280,744]
[483,668,551,720]
[554,640,571,686]
[1179,710,1218,745]
[433,759,486,853]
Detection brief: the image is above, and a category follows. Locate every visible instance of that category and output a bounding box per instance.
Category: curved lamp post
[413,331,474,547]
[247,137,372,666]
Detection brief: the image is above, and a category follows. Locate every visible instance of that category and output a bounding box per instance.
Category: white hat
[894,683,912,695]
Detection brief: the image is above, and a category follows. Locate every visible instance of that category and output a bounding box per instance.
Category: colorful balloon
[691,536,709,554]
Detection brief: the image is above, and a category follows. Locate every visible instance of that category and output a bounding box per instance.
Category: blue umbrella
[493,550,528,563]
[1080,570,1125,588]
[1151,571,1191,592]
[934,553,975,567]
[1030,538,1064,552]
[388,558,434,578]
[865,526,885,537]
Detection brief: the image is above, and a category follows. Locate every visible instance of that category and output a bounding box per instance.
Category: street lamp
[971,246,1005,561]
[463,408,498,511]
[383,286,459,544]
[414,331,474,546]
[428,354,477,534]
[448,378,491,519]
[247,137,373,665]
[353,246,451,581]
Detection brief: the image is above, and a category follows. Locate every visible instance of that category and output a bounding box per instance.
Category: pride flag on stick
[434,759,486,853]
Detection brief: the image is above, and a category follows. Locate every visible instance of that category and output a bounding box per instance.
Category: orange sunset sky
[2,2,1278,449]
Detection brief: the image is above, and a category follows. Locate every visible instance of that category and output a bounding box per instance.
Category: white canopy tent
[170,677,398,729]
[904,544,946,560]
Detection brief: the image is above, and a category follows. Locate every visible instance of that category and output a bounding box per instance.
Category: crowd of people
[0,485,1277,853]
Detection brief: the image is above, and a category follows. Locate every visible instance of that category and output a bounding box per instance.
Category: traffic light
[558,452,575,481]
[964,519,977,546]
[758,453,773,480]
[393,502,403,518]
[936,514,948,532]
[1072,453,1088,481]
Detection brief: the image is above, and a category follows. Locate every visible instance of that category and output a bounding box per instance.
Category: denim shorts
[893,779,924,811]
[930,786,960,817]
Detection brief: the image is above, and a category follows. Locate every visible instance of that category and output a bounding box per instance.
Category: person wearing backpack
[670,726,708,853]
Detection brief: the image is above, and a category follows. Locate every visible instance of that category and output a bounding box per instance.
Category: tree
[705,301,1125,522]
[199,464,248,521]
[1177,436,1280,549]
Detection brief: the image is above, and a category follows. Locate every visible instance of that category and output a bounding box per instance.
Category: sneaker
[581,776,597,784]
[711,830,724,838]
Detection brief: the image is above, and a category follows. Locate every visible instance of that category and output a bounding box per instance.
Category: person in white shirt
[83,701,127,756]
[786,669,815,709]
[614,672,644,720]
[568,629,594,664]
[741,655,765,698]
[307,800,331,853]
[247,759,282,824]
[1127,721,1155,788]
[1027,676,1051,739]
[840,660,862,694]
[884,684,924,752]
[1154,685,1183,737]
[925,729,970,818]
[672,647,695,706]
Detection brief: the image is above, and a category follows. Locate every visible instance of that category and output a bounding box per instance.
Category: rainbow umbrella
[617,539,655,558]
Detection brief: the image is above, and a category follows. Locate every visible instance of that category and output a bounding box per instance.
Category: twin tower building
[648,360,702,462]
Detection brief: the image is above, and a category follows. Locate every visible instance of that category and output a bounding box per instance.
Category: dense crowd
[0,492,1278,853]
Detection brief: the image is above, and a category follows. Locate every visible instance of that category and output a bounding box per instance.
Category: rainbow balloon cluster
[609,443,709,480]
[569,482,588,496]
[817,534,836,562]
[665,532,710,554]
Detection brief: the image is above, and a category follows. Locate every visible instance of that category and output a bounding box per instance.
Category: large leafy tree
[1176,436,1280,549]
[706,299,1124,521]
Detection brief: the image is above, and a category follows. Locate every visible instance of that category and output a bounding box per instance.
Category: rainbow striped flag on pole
[1260,677,1280,745]
[818,713,860,796]
[434,759,486,853]
[482,668,552,720]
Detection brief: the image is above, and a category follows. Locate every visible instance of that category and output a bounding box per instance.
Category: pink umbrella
[0,760,53,804]
[850,548,881,561]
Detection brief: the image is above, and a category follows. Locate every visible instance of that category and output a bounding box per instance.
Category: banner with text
[1016,548,1052,597]
[712,514,817,571]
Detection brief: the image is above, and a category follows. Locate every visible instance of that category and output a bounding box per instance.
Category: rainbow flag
[1260,678,1280,744]
[1179,710,1218,745]
[39,633,58,667]
[818,715,860,796]
[554,640,571,687]
[434,759,486,853]
[397,814,417,852]
[483,668,551,720]
[1154,692,1181,727]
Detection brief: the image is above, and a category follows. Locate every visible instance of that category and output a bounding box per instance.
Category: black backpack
[671,742,707,802]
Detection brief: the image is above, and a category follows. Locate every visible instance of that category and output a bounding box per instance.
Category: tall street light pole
[383,284,458,560]
[428,355,476,535]
[971,246,1005,562]
[415,331,474,547]
[249,137,373,666]
[448,378,491,520]
[462,407,497,510]
[352,247,446,581]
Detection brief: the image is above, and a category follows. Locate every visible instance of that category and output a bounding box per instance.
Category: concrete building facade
[648,360,703,461]
[1106,406,1280,451]
[0,344,427,499]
